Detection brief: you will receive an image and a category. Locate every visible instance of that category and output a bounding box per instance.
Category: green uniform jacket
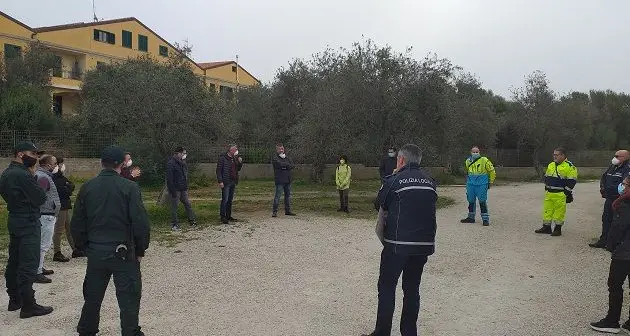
[0,162,47,216]
[336,164,352,190]
[71,169,150,257]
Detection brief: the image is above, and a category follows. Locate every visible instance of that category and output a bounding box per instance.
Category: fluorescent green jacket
[336,164,351,190]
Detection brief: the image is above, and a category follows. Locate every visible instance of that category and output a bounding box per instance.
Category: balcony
[49,68,83,92]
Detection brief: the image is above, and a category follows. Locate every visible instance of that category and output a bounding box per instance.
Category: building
[0,11,260,116]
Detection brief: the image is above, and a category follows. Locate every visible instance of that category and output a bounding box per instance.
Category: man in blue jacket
[271,144,296,217]
[166,147,196,231]
[216,144,243,224]
[362,144,437,336]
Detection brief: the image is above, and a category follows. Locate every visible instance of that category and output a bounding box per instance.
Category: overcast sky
[3,0,629,97]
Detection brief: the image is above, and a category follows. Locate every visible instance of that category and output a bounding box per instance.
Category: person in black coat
[379,146,398,180]
[216,144,243,224]
[271,144,296,217]
[166,147,196,231]
[51,158,81,260]
[591,177,630,333]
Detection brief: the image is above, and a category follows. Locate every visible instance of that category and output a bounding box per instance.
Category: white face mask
[59,164,66,173]
[182,154,187,160]
[279,153,286,159]
[126,159,133,168]
[613,157,621,166]
[234,150,239,156]
[52,166,59,174]
[388,152,395,158]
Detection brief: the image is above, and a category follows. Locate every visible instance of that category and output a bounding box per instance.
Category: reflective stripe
[565,186,573,191]
[395,186,436,193]
[384,239,434,246]
[545,186,564,190]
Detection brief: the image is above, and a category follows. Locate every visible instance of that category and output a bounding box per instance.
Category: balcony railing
[50,68,84,81]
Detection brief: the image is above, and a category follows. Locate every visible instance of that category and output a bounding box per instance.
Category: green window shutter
[122,30,132,48]
[159,45,168,57]
[107,32,115,44]
[4,44,22,58]
[138,35,148,52]
[93,29,99,41]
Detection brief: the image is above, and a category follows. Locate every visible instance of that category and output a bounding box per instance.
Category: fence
[0,130,616,167]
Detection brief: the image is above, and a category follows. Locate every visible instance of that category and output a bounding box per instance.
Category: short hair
[124,152,131,156]
[554,147,566,155]
[471,145,480,151]
[228,144,237,150]
[398,144,422,164]
[39,154,55,166]
[174,146,185,153]
[387,146,397,151]
[339,155,348,162]
[276,143,284,148]
[57,157,64,164]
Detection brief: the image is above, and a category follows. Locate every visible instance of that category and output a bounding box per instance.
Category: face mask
[340,159,346,165]
[619,183,626,195]
[612,157,621,166]
[471,153,481,159]
[182,154,187,160]
[52,166,59,174]
[279,153,286,159]
[126,159,133,167]
[22,155,37,168]
[388,152,395,158]
[234,150,239,156]
[59,164,66,173]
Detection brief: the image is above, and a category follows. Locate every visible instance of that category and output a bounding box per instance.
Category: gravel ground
[0,182,620,336]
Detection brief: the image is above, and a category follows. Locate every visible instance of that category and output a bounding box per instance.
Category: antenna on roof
[92,0,99,22]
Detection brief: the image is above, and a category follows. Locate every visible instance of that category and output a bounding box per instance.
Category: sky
[3,0,629,97]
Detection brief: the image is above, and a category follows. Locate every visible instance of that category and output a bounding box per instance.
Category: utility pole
[92,0,99,22]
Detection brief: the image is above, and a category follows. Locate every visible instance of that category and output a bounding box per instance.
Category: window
[159,45,168,57]
[52,95,63,116]
[138,35,148,52]
[219,85,234,99]
[52,55,62,77]
[96,61,106,67]
[122,30,132,48]
[3,44,22,58]
[93,29,115,44]
[232,66,237,73]
[209,83,216,92]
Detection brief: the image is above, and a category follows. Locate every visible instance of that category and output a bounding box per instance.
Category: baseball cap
[101,146,126,164]
[14,142,38,154]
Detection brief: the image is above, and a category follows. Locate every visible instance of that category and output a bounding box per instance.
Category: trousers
[599,198,615,244]
[605,259,630,323]
[465,183,489,221]
[220,184,236,219]
[38,215,56,274]
[77,248,143,336]
[273,183,292,213]
[170,190,196,225]
[339,189,349,209]
[5,215,40,306]
[542,191,567,226]
[374,246,428,336]
[53,209,75,253]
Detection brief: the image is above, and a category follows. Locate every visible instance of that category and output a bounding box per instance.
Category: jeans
[170,190,196,225]
[38,215,56,274]
[374,246,428,336]
[605,259,630,323]
[220,184,236,219]
[273,184,292,213]
[339,189,349,210]
[599,198,615,244]
[53,209,75,253]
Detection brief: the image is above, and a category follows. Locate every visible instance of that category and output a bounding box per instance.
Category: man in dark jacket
[591,150,630,248]
[271,144,296,217]
[166,147,196,231]
[71,146,150,336]
[216,144,243,224]
[52,158,81,262]
[379,146,397,180]
[590,176,630,334]
[362,144,437,336]
[121,152,142,182]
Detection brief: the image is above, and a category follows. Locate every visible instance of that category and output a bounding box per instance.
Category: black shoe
[34,274,52,284]
[483,220,490,226]
[8,298,22,311]
[360,332,376,336]
[189,220,197,227]
[337,208,344,212]
[53,252,70,262]
[590,318,621,333]
[272,212,277,218]
[535,225,552,234]
[551,225,562,237]
[72,250,86,258]
[460,217,475,223]
[171,224,181,231]
[590,241,607,248]
[221,217,229,224]
[285,212,296,216]
[20,303,53,319]
[41,268,54,276]
[228,217,238,222]
[343,208,350,213]
[621,320,630,333]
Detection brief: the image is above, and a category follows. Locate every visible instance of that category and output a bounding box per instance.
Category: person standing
[362,144,437,336]
[121,152,142,182]
[216,144,243,224]
[336,155,352,213]
[590,176,630,334]
[166,147,196,231]
[460,146,496,226]
[34,155,61,284]
[71,146,150,336]
[271,144,296,217]
[535,147,578,237]
[590,150,630,248]
[52,158,82,261]
[379,146,397,180]
[1,142,53,318]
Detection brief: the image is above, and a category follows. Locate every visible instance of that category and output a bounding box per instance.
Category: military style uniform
[1,142,51,318]
[71,146,150,336]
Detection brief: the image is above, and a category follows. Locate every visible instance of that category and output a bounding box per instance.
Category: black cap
[14,142,38,154]
[101,146,126,164]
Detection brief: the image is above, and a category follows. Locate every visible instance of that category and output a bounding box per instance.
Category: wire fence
[0,130,615,167]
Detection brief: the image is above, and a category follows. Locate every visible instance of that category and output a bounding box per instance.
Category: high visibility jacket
[336,164,351,190]
[465,156,496,186]
[544,160,578,193]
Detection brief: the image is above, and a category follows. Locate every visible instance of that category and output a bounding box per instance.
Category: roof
[199,60,260,84]
[0,11,33,31]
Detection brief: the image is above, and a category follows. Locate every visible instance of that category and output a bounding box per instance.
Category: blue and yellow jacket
[465,156,496,186]
[544,160,578,193]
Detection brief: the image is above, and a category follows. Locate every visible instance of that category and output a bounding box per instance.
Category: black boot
[7,297,21,311]
[551,225,562,236]
[72,249,86,258]
[53,252,70,262]
[460,217,475,223]
[20,303,53,319]
[535,225,552,234]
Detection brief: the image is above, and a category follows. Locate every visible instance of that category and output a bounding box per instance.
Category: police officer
[590,150,630,248]
[71,146,150,336]
[1,142,54,318]
[362,144,437,336]
[535,147,578,237]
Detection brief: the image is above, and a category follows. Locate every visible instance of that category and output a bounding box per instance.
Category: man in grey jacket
[34,155,61,284]
[271,144,296,217]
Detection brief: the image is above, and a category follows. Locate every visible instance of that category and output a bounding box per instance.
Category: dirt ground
[0,182,621,335]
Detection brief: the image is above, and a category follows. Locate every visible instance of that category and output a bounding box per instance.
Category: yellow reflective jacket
[544,160,578,193]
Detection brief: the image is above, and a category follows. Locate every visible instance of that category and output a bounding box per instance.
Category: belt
[41,213,56,216]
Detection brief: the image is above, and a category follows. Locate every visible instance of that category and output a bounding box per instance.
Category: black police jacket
[601,163,630,199]
[0,162,46,215]
[377,163,437,256]
[607,199,630,260]
[379,156,397,179]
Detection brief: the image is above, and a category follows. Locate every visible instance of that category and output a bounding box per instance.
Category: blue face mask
[619,183,626,195]
[471,153,481,159]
